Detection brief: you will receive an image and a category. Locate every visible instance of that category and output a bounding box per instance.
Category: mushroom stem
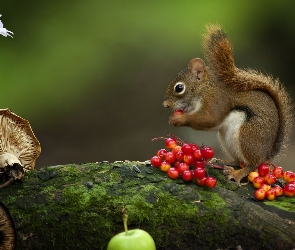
[0,178,14,189]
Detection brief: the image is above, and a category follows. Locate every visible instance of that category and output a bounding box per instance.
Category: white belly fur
[216,111,247,163]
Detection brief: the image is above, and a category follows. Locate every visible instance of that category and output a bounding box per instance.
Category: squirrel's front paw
[169,115,186,127]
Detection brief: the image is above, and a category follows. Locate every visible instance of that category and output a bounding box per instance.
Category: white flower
[0,14,13,38]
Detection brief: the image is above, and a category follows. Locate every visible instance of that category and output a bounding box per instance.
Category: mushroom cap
[0,109,41,170]
[0,202,16,250]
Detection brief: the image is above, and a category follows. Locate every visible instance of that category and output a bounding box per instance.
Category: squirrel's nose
[163,100,170,108]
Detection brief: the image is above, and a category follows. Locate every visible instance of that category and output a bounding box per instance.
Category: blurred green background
[0,1,294,171]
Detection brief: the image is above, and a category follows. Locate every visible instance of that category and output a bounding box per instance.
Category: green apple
[107,229,156,250]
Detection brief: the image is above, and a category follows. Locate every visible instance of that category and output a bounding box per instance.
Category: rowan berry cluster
[248,163,295,201]
[150,136,217,188]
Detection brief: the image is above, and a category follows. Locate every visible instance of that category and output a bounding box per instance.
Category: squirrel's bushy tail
[203,24,293,160]
[203,24,236,83]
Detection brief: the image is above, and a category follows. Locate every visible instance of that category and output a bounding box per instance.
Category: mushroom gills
[0,202,16,250]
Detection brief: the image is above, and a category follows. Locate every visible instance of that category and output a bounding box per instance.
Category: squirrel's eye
[174,82,185,94]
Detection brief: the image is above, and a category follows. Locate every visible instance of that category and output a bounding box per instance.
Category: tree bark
[0,161,294,250]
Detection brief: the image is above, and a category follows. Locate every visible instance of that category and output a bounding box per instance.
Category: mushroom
[0,202,16,250]
[0,109,41,188]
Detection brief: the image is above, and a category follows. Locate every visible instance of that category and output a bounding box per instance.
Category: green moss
[109,172,121,183]
[40,185,55,194]
[264,196,295,212]
[199,190,226,209]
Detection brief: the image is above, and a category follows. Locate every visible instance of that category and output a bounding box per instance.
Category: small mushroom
[0,109,41,188]
[0,202,16,250]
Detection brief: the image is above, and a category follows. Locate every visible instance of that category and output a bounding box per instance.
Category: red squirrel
[163,24,293,184]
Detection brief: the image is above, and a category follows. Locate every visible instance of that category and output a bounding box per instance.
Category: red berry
[173,110,183,116]
[193,149,203,161]
[272,166,284,179]
[160,162,171,172]
[182,170,193,181]
[151,156,162,167]
[190,143,199,151]
[201,146,214,159]
[183,154,194,164]
[196,177,207,186]
[157,149,167,160]
[172,145,182,154]
[253,176,265,189]
[178,162,189,173]
[167,167,180,179]
[181,143,193,155]
[283,171,295,183]
[258,163,270,177]
[266,188,277,201]
[264,173,277,185]
[260,184,271,192]
[175,150,184,162]
[173,161,180,168]
[272,185,283,197]
[283,183,295,197]
[165,138,177,149]
[248,172,259,182]
[205,177,217,188]
[193,167,206,179]
[194,160,205,168]
[254,188,266,201]
[165,151,176,163]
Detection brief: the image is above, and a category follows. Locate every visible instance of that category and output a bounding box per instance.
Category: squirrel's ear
[188,58,205,81]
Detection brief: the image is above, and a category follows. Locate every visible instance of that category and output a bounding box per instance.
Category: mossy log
[0,161,294,250]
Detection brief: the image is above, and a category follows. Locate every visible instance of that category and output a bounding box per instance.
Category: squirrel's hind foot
[223,166,250,186]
